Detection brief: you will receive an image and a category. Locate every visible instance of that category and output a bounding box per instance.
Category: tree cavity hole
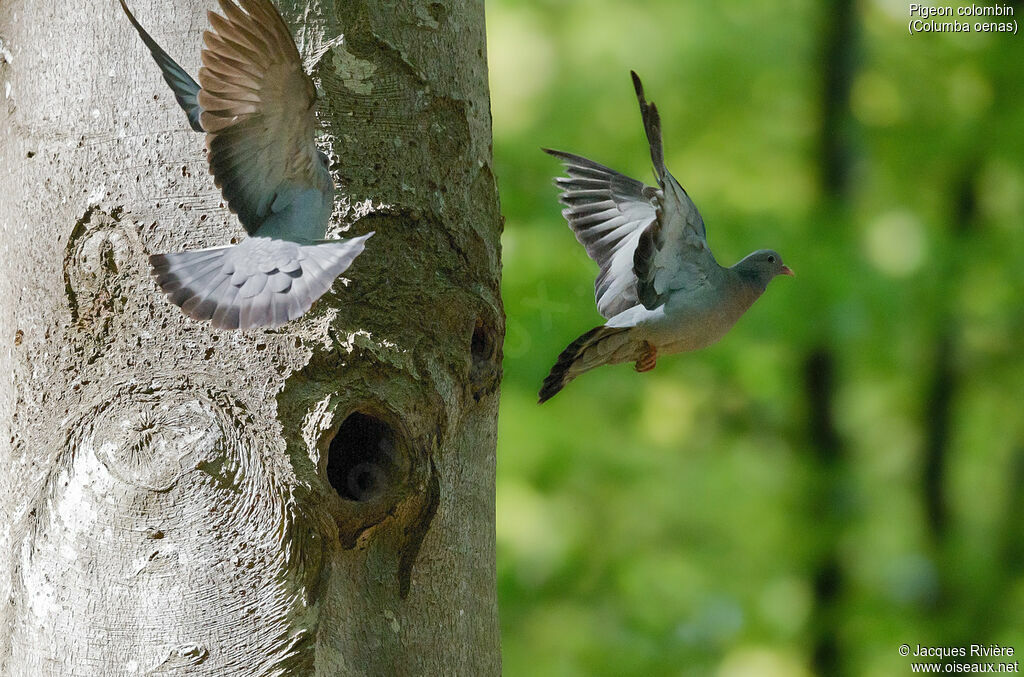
[327,412,398,502]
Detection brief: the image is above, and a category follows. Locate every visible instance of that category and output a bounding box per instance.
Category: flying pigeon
[119,0,373,330]
[538,72,793,403]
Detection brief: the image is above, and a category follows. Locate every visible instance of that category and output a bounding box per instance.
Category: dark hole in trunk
[327,412,396,502]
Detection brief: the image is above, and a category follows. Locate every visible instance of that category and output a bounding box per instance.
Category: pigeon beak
[780,265,795,277]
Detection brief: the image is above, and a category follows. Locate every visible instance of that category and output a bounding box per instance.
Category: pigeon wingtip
[543,148,575,165]
[537,388,559,404]
[537,378,563,404]
[631,70,644,92]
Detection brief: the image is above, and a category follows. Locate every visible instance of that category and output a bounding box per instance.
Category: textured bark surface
[0,0,502,674]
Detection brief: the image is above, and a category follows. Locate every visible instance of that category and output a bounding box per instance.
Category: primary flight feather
[120,0,372,330]
[539,72,793,403]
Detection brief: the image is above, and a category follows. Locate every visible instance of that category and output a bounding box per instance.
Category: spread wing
[629,72,717,309]
[544,149,659,319]
[198,0,328,235]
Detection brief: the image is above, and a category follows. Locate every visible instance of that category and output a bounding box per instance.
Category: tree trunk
[0,0,503,674]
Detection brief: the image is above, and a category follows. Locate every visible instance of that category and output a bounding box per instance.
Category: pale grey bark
[0,0,502,674]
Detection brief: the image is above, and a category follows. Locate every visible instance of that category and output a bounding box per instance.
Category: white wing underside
[547,73,718,319]
[545,150,657,319]
[547,152,715,319]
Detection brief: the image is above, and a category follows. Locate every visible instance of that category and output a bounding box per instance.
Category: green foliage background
[487,1,1024,674]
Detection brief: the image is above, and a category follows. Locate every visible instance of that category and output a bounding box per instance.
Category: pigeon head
[734,249,794,290]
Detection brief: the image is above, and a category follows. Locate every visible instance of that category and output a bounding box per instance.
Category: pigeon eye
[767,255,776,264]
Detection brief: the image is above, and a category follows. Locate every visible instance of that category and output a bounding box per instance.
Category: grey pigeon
[120,0,372,330]
[538,72,793,403]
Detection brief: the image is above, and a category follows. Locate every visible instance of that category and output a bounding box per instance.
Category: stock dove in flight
[120,0,372,330]
[539,72,793,403]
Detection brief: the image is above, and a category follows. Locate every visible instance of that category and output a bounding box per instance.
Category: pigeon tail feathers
[539,325,633,403]
[150,233,372,330]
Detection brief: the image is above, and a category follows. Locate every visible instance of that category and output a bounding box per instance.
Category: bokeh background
[486,0,1024,674]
